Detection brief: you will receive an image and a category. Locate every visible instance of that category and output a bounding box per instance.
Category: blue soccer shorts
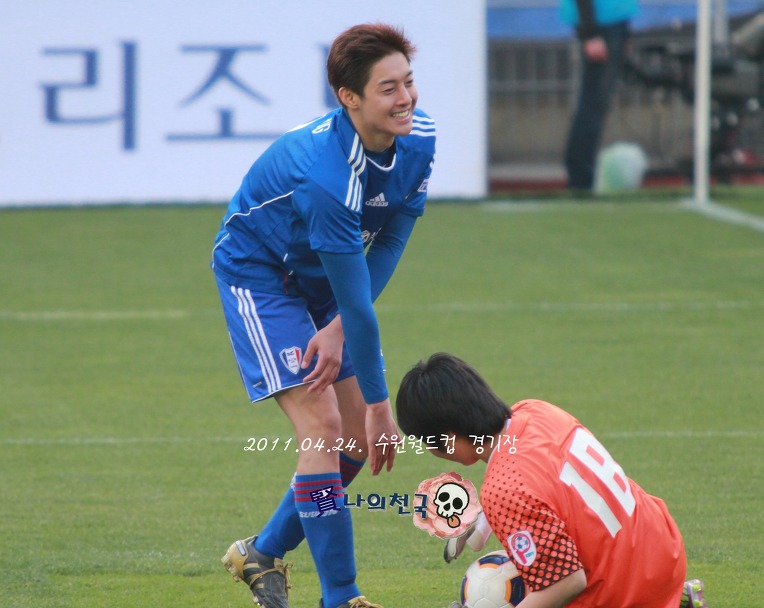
[215,275,355,402]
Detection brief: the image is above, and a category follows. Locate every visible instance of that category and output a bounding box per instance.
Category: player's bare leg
[334,377,369,461]
[223,384,342,608]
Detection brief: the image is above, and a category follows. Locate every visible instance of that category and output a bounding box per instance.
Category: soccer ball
[460,550,525,608]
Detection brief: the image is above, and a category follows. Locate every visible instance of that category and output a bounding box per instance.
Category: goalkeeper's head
[396,352,511,455]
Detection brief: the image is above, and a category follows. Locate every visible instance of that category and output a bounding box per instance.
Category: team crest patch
[279,347,303,374]
[508,530,537,566]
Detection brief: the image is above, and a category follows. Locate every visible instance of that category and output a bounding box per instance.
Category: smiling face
[338,52,418,152]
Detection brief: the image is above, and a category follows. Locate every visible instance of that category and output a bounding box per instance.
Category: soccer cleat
[222,535,292,608]
[338,597,384,608]
[681,579,708,608]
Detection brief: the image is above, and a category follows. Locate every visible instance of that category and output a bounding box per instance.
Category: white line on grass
[682,199,764,233]
[2,299,762,322]
[481,200,684,213]
[378,299,764,314]
[0,309,192,321]
[601,430,762,439]
[482,197,764,234]
[2,430,760,447]
[0,436,248,446]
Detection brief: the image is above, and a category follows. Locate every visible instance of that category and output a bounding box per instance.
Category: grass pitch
[1,188,762,607]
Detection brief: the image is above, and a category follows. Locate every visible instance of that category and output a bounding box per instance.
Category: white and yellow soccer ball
[460,550,525,608]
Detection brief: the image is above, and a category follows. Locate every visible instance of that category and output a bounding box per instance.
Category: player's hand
[444,512,492,563]
[583,36,607,63]
[303,316,344,394]
[365,399,401,475]
[444,520,477,564]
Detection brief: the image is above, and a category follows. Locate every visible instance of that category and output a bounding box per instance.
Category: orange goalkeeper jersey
[480,400,686,608]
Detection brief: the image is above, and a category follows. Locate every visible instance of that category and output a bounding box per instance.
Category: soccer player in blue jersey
[214,23,436,608]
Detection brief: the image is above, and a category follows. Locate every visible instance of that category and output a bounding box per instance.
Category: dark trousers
[564,21,630,190]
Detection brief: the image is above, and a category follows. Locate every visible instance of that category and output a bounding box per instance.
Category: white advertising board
[0,1,486,206]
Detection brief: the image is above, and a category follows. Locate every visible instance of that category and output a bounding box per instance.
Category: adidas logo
[365,193,388,207]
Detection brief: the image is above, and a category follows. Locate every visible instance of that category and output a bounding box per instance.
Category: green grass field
[2,188,763,607]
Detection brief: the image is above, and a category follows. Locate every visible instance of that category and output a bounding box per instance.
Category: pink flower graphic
[414,472,481,538]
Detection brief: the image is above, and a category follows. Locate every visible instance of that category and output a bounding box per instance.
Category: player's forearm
[318,250,388,403]
[517,569,586,608]
[339,302,387,403]
[366,212,416,301]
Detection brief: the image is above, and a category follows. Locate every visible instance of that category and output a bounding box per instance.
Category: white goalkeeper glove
[443,511,492,563]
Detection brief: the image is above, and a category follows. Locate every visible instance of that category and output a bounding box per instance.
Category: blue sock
[339,452,365,484]
[255,474,302,559]
[294,472,359,608]
[256,453,365,559]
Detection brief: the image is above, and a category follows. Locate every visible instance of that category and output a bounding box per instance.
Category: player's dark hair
[396,353,511,452]
[327,23,416,104]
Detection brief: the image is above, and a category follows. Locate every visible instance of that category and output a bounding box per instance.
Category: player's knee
[300,397,343,443]
[319,411,343,443]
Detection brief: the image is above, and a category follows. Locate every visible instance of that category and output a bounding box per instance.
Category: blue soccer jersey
[212,106,436,403]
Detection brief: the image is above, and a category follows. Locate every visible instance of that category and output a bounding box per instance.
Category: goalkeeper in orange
[396,352,708,608]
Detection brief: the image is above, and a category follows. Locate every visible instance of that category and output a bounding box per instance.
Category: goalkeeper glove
[443,511,492,563]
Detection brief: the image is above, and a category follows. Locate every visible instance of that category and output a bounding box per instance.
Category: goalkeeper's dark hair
[396,352,511,452]
[327,23,416,105]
